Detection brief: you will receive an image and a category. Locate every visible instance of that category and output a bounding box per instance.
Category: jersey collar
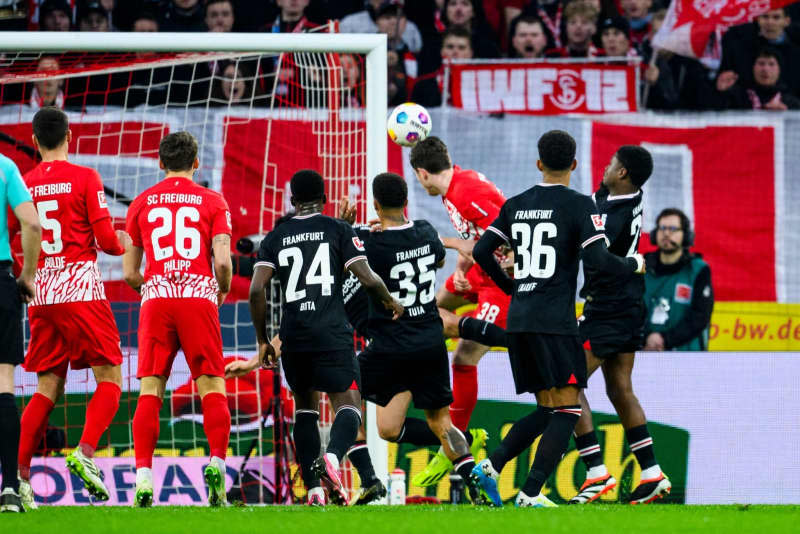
[605,191,640,200]
[444,165,462,198]
[384,220,414,231]
[293,213,321,219]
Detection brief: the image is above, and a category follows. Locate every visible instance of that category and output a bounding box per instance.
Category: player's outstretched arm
[582,240,643,276]
[348,258,404,319]
[13,200,41,303]
[248,264,278,366]
[441,236,475,262]
[225,335,281,377]
[473,230,514,295]
[212,233,233,307]
[122,245,145,293]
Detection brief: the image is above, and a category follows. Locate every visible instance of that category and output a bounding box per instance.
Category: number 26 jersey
[257,214,367,353]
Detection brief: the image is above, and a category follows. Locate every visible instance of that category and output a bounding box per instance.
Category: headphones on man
[649,208,694,248]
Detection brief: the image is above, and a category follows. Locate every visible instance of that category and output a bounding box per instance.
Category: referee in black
[0,154,41,513]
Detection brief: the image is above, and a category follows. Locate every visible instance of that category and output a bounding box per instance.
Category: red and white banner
[652,0,798,58]
[448,62,638,114]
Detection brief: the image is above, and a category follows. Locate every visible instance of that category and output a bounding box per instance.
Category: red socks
[79,382,121,457]
[133,394,162,469]
[450,364,478,431]
[201,392,230,460]
[18,393,55,480]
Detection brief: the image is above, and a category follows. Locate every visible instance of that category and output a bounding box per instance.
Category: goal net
[0,31,386,506]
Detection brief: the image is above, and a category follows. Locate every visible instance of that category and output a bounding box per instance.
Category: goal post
[0,31,388,503]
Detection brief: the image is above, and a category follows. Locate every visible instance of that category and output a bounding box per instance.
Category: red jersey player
[15,108,127,508]
[408,136,510,486]
[123,131,233,508]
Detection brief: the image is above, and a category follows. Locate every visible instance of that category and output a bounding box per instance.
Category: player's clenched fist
[259,341,278,369]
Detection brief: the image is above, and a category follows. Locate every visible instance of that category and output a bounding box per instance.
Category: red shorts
[137,298,224,380]
[25,300,123,378]
[444,265,510,328]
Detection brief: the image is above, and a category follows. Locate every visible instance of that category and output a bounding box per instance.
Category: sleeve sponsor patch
[97,190,108,209]
[352,236,365,252]
[674,283,692,303]
[591,214,606,231]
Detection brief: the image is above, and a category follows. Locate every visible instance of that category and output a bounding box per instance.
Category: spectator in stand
[719,8,800,97]
[265,0,319,32]
[210,62,267,107]
[546,1,600,58]
[715,47,800,110]
[599,15,638,58]
[205,0,235,32]
[340,1,423,54]
[644,208,713,352]
[38,0,71,31]
[619,0,651,47]
[411,25,473,107]
[30,56,64,109]
[443,0,500,58]
[508,15,553,59]
[159,0,206,32]
[132,11,159,32]
[339,53,365,107]
[507,1,566,49]
[77,2,109,32]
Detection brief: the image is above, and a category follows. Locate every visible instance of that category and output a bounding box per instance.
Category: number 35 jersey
[126,176,232,304]
[257,214,367,353]
[487,184,607,335]
[355,220,446,353]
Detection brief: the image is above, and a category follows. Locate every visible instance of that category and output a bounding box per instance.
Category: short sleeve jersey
[126,177,232,304]
[580,187,644,308]
[355,220,446,352]
[256,213,366,353]
[487,184,608,334]
[442,166,505,242]
[0,154,31,262]
[24,160,115,305]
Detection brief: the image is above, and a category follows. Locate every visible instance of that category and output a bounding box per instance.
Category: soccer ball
[387,103,432,147]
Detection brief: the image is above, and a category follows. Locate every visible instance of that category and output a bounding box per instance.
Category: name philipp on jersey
[395,244,432,262]
[32,182,72,196]
[282,231,324,246]
[514,209,553,220]
[146,193,204,206]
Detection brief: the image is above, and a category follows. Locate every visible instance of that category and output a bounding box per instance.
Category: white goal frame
[0,31,390,493]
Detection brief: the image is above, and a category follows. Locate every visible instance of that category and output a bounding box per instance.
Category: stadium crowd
[2,1,800,110]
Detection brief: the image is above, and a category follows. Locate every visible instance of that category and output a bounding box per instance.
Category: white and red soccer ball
[387,102,432,147]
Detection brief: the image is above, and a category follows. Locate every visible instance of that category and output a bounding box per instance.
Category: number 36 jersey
[257,214,367,353]
[487,184,607,335]
[126,176,232,304]
[355,220,446,353]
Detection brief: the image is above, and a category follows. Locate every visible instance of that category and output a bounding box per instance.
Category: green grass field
[5,505,799,534]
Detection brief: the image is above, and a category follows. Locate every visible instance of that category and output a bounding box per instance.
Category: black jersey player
[570,146,671,505]
[248,170,402,506]
[470,130,644,507]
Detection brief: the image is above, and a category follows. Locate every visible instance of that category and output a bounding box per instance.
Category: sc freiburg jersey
[580,186,645,308]
[355,220,446,353]
[487,184,608,335]
[257,213,366,352]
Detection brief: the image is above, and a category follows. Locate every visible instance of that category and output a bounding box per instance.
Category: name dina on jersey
[514,209,553,220]
[147,193,204,206]
[282,231,325,246]
[396,244,431,262]
[32,183,72,196]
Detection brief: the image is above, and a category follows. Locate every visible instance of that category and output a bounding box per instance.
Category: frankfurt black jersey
[342,270,369,339]
[487,184,608,335]
[581,186,644,308]
[355,220,446,352]
[257,213,367,352]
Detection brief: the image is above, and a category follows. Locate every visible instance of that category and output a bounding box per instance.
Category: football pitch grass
[7,505,799,533]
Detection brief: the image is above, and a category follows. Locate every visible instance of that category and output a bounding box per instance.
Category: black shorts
[579,303,645,359]
[359,342,453,410]
[280,349,360,394]
[507,332,587,394]
[0,266,24,366]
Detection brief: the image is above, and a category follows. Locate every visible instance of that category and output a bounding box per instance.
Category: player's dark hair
[159,131,198,172]
[32,107,69,150]
[409,136,452,174]
[373,172,407,209]
[537,130,576,172]
[290,169,326,203]
[615,145,653,188]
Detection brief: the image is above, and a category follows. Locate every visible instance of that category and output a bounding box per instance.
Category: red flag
[652,0,798,58]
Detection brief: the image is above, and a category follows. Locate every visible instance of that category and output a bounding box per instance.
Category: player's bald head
[290,169,325,203]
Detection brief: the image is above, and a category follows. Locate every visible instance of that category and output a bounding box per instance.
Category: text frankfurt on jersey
[396,244,431,262]
[282,232,324,246]
[515,209,553,220]
[449,62,637,114]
